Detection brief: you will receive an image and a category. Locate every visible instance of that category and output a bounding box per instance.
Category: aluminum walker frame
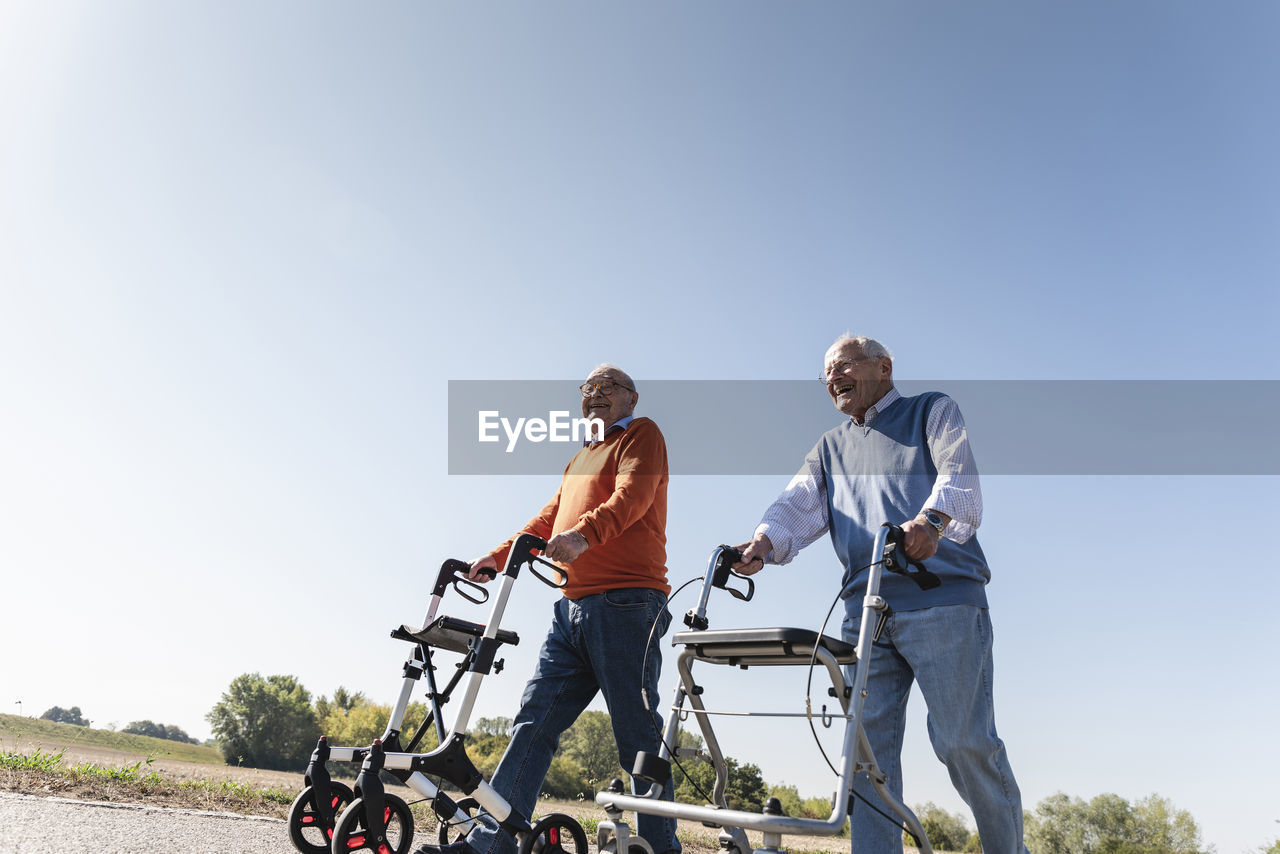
[594,523,938,854]
[320,534,589,854]
[288,534,586,854]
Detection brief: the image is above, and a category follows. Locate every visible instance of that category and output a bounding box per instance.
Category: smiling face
[823,340,893,421]
[580,368,637,430]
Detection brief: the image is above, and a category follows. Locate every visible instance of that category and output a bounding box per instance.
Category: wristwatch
[922,510,947,536]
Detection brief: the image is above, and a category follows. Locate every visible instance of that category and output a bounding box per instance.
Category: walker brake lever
[711,545,755,602]
[529,555,569,590]
[882,524,942,591]
[450,567,497,604]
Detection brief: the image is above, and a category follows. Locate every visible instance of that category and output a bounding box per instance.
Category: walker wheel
[332,793,415,854]
[287,782,355,854]
[519,813,589,854]
[436,796,479,845]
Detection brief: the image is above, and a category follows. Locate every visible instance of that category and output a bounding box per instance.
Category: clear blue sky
[2,3,1277,853]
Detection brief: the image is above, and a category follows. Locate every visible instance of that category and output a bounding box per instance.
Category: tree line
[205,673,1236,854]
[38,706,198,743]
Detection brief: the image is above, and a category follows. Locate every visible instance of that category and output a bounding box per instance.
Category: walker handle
[711,545,755,602]
[501,533,569,590]
[431,558,498,605]
[881,524,942,591]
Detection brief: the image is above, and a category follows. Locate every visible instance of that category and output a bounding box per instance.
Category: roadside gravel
[0,791,287,854]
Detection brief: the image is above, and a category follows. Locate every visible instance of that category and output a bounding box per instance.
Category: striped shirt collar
[852,387,900,426]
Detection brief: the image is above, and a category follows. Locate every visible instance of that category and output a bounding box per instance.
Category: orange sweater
[488,417,669,599]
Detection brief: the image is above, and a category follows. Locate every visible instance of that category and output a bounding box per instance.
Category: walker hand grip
[882,524,942,591]
[712,545,755,602]
[432,558,474,597]
[504,533,549,578]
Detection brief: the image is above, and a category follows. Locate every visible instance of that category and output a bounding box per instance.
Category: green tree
[907,802,974,852]
[40,706,88,726]
[123,720,163,739]
[669,730,769,813]
[1129,795,1206,854]
[468,717,513,779]
[206,673,320,771]
[1025,792,1208,854]
[768,783,805,818]
[473,717,512,738]
[560,711,622,790]
[318,702,391,748]
[122,720,197,743]
[1256,825,1280,854]
[314,687,367,724]
[541,756,590,800]
[726,760,767,813]
[674,756,717,805]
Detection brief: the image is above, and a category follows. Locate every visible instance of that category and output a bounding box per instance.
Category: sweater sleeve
[572,420,668,547]
[487,485,562,572]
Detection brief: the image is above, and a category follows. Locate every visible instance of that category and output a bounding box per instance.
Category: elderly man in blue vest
[733,335,1028,854]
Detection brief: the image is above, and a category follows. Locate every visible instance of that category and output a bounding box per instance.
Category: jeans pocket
[602,587,659,609]
[602,588,670,636]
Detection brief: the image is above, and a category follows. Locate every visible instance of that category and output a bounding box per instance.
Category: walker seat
[392,615,519,655]
[672,626,856,666]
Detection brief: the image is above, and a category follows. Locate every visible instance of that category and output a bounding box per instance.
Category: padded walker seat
[393,615,520,655]
[672,626,856,667]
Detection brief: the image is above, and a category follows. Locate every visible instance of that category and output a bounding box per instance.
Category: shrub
[206,673,320,771]
[40,706,88,726]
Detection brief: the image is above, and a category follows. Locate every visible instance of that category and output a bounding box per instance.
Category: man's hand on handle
[467,554,498,582]
[544,529,589,564]
[731,533,772,577]
[902,514,945,561]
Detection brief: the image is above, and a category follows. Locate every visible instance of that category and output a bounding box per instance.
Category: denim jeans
[467,588,681,854]
[842,604,1028,854]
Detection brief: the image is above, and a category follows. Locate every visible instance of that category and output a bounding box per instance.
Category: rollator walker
[287,534,589,854]
[595,523,940,854]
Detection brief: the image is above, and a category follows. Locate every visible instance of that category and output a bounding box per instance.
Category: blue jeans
[842,605,1027,854]
[468,588,681,854]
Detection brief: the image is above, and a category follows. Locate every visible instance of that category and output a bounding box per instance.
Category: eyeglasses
[819,358,874,384]
[579,379,634,397]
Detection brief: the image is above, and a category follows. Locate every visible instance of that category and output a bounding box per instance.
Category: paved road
[0,791,290,853]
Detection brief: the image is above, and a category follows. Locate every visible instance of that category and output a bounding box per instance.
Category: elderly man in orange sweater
[428,364,679,854]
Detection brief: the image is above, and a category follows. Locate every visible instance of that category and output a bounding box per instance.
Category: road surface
[0,791,289,853]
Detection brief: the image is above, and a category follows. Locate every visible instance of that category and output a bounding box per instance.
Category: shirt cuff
[755,522,785,565]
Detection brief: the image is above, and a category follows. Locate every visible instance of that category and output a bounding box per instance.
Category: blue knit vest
[819,391,990,613]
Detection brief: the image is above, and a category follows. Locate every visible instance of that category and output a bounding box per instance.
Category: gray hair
[586,363,636,392]
[827,335,893,362]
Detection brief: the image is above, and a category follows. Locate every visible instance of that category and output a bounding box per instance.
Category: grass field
[0,712,223,764]
[0,713,869,854]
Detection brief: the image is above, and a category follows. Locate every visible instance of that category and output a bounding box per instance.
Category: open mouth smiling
[834,383,856,396]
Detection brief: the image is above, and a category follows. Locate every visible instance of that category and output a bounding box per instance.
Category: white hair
[827,335,892,362]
